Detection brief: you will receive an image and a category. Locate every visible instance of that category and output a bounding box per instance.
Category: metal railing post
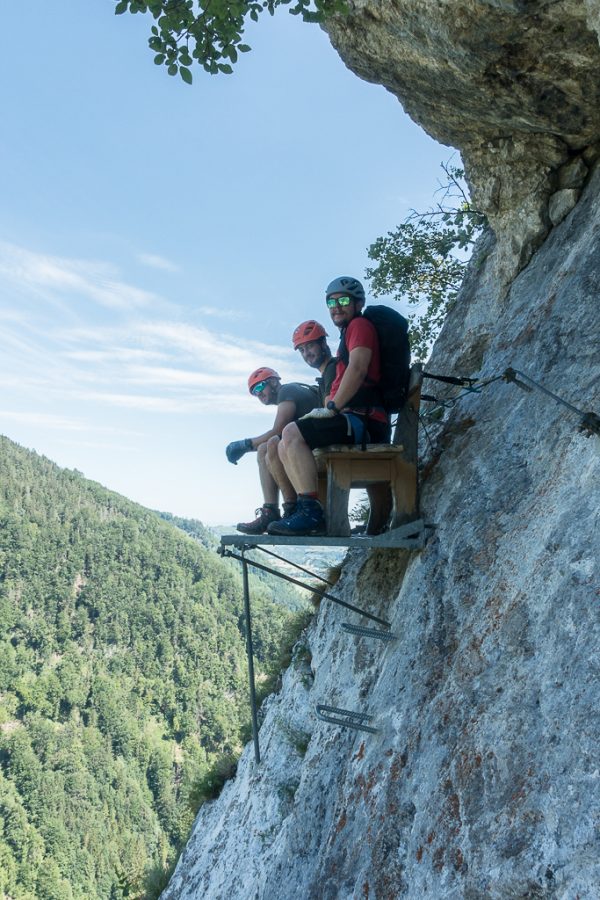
[241,552,261,764]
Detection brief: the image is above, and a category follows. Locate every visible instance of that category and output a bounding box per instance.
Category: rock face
[325,0,600,280]
[162,6,600,898]
[163,170,600,900]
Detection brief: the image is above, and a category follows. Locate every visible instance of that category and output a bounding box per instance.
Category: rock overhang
[324,0,600,278]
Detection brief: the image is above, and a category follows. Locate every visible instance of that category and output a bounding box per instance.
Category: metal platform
[219,518,428,551]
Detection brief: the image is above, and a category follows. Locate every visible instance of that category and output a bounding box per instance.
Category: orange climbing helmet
[247,367,280,394]
[292,320,328,350]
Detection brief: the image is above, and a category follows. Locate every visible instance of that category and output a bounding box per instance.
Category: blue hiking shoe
[267,498,326,536]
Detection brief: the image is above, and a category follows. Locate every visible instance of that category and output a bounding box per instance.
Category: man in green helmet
[269,276,389,536]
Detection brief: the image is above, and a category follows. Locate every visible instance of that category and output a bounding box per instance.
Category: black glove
[226,438,253,465]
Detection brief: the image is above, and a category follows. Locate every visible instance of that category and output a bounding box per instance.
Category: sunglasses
[251,380,269,396]
[326,295,353,309]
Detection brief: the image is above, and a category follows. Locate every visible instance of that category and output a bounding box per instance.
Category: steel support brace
[222,548,390,629]
[241,553,261,764]
[255,545,337,587]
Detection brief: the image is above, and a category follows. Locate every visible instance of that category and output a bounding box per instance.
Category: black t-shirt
[278,382,319,419]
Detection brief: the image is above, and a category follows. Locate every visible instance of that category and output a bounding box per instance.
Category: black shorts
[296,413,391,450]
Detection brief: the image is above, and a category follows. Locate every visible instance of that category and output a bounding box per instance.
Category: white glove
[299,407,336,421]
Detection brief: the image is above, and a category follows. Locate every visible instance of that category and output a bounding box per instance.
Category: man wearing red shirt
[270,276,390,536]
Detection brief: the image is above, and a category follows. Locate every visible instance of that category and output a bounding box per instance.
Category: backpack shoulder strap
[338,326,349,367]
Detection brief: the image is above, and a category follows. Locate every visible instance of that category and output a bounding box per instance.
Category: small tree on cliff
[114,0,347,82]
[366,162,486,360]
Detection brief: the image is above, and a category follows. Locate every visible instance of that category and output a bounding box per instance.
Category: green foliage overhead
[115,0,348,82]
[366,163,487,360]
[0,435,307,898]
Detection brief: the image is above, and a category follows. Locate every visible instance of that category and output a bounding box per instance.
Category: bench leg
[390,458,418,528]
[326,461,351,537]
[365,484,392,535]
[317,473,327,510]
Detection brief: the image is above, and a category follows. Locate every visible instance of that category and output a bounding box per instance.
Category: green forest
[0,435,307,898]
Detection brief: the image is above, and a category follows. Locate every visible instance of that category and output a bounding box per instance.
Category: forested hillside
[0,435,303,899]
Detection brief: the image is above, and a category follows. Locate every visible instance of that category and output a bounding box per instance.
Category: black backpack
[338,306,411,413]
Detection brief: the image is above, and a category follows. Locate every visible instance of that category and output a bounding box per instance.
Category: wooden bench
[313,364,423,536]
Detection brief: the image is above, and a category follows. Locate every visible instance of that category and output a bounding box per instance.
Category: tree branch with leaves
[115,0,348,82]
[366,163,487,361]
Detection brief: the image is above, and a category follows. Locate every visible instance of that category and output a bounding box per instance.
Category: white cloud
[64,348,170,364]
[124,365,241,388]
[138,321,292,375]
[74,389,258,415]
[0,241,161,311]
[196,305,246,321]
[0,241,312,420]
[0,410,143,435]
[137,252,180,273]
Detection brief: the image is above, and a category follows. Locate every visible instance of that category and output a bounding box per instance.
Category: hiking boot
[267,498,326,536]
[237,505,280,535]
[282,500,298,518]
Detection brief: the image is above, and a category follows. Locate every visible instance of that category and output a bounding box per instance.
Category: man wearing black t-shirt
[225,367,318,534]
[292,319,337,405]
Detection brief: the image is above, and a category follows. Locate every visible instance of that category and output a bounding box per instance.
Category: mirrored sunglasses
[251,380,268,395]
[326,295,352,309]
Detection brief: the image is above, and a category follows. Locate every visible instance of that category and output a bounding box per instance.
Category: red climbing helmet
[247,367,280,394]
[292,320,329,350]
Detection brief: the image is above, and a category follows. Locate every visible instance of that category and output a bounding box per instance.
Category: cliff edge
[162,4,600,897]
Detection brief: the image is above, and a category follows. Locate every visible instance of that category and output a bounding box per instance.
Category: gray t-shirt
[279,382,319,419]
[316,358,338,405]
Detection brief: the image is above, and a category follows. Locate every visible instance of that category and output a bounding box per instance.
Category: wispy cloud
[0,240,310,423]
[73,389,259,415]
[0,241,161,311]
[137,252,180,273]
[197,305,246,321]
[138,321,291,375]
[64,348,170,364]
[124,365,240,388]
[0,410,143,435]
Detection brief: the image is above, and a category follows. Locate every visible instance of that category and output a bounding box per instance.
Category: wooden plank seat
[313,364,423,537]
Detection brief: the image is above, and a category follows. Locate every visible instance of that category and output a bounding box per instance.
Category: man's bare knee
[281,422,302,450]
[266,436,280,461]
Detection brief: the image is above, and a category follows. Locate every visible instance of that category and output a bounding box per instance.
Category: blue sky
[0,1,449,525]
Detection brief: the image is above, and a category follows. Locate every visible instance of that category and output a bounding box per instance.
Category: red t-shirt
[330,317,387,423]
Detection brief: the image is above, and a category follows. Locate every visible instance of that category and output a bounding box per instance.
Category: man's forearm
[332,362,369,409]
[249,429,277,449]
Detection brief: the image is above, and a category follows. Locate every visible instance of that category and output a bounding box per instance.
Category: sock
[298,492,319,502]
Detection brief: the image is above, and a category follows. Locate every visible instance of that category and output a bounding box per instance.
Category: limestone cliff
[162,4,600,897]
[326,0,600,279]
